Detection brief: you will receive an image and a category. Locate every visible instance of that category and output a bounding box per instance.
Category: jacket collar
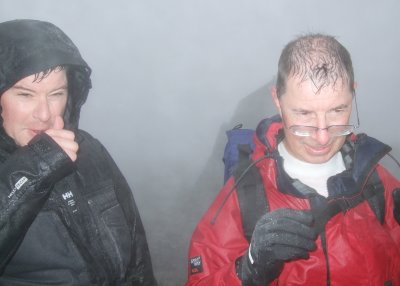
[253,116,391,198]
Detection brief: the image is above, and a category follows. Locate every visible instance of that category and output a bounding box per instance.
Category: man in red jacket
[185,34,400,285]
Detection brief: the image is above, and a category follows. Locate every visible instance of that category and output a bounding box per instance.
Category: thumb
[52,116,64,130]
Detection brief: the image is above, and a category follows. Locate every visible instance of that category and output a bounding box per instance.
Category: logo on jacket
[189,256,203,275]
[8,176,28,198]
[62,191,74,200]
[61,191,77,212]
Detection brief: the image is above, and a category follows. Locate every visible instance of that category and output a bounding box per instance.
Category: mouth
[29,129,47,136]
[305,144,332,156]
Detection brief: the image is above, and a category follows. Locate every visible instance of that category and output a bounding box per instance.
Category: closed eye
[16,92,33,97]
[331,104,349,114]
[50,92,67,97]
[294,110,313,117]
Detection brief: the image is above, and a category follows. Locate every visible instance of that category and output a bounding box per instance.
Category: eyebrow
[12,85,35,92]
[291,103,349,113]
[12,85,68,93]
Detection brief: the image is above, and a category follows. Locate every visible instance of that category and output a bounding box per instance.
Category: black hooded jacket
[0,19,157,285]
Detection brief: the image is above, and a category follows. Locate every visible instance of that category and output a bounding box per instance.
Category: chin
[305,153,334,164]
[17,136,33,147]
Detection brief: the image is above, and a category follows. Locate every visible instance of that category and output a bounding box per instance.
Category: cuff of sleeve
[28,133,74,183]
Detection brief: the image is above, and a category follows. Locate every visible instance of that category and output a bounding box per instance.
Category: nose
[312,116,330,145]
[33,97,51,122]
[313,128,331,145]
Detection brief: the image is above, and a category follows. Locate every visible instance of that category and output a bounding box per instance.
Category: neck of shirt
[277,142,346,197]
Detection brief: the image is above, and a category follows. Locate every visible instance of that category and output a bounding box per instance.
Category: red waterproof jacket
[186,116,400,285]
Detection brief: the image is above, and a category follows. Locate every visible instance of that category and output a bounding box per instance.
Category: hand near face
[45,116,79,162]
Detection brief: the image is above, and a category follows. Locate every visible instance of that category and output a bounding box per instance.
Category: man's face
[1,69,68,146]
[272,76,354,164]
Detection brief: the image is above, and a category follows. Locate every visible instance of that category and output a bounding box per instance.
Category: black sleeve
[0,133,74,272]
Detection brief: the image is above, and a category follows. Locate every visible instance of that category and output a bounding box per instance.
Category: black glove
[236,208,317,286]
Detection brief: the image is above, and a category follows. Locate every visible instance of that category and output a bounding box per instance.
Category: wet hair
[276,33,354,97]
[64,65,91,129]
[32,65,66,82]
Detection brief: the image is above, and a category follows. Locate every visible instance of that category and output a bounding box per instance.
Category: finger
[272,245,312,261]
[277,209,315,225]
[52,115,64,130]
[45,128,75,141]
[264,218,317,240]
[258,208,315,227]
[52,134,78,152]
[56,137,79,151]
[51,136,79,162]
[265,231,317,251]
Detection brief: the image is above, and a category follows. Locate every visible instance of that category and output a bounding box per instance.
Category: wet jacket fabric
[0,19,157,285]
[186,115,400,285]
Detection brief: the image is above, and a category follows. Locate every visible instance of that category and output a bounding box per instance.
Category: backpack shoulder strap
[233,144,269,242]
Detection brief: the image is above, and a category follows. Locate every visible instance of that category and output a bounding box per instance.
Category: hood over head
[0,19,92,132]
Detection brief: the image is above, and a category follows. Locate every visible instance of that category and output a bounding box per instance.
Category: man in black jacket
[0,19,157,285]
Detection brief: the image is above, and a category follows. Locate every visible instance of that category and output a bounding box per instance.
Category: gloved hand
[236,208,317,286]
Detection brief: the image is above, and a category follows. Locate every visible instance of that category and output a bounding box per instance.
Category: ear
[271,86,282,115]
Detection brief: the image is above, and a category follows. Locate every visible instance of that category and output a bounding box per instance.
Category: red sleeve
[185,177,249,286]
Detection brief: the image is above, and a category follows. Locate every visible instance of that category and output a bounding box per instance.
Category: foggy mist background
[1,1,399,285]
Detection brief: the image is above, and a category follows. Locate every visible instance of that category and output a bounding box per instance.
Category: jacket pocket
[86,179,132,278]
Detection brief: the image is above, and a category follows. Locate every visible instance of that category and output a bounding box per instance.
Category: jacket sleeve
[0,133,74,272]
[99,144,158,286]
[185,177,250,286]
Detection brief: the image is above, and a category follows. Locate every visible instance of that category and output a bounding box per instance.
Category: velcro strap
[312,170,384,233]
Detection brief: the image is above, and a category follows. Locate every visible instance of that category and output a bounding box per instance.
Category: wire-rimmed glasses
[285,92,360,137]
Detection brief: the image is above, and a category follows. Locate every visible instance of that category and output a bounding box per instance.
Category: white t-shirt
[277,142,346,197]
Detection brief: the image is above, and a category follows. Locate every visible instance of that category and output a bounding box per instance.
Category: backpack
[222,124,386,243]
[222,124,255,183]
